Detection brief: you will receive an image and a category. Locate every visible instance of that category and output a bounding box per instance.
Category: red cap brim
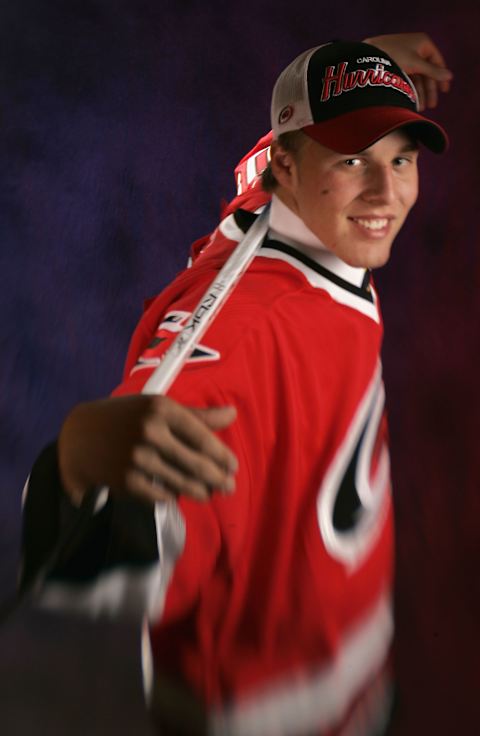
[302,106,448,154]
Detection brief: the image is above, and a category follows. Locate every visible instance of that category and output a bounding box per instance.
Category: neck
[268,194,368,289]
[269,193,328,253]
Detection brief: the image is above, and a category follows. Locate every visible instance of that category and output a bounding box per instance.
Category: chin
[363,251,392,270]
[345,243,393,270]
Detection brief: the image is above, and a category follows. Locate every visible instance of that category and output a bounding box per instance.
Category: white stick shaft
[142,205,270,395]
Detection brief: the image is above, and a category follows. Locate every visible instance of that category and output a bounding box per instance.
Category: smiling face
[270,129,419,269]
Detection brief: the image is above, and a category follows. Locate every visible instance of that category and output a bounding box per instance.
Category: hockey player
[20,34,450,736]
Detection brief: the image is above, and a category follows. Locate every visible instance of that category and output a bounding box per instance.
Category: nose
[362,165,396,205]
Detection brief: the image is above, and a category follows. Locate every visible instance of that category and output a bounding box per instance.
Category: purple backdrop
[1,1,479,733]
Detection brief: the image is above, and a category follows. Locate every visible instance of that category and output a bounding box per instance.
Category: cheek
[403,175,419,210]
[410,184,419,208]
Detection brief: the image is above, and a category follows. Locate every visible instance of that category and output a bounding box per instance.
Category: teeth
[353,218,388,231]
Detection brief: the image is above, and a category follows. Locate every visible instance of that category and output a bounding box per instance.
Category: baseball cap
[271,41,448,153]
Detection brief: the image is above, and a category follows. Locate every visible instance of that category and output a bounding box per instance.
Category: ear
[270,141,298,192]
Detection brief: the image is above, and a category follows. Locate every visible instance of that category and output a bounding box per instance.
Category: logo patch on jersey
[317,362,391,569]
[131,310,220,374]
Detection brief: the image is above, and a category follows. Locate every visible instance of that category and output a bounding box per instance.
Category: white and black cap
[271,41,448,153]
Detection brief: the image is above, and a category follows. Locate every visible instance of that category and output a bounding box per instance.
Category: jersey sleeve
[19,442,166,620]
[19,317,259,624]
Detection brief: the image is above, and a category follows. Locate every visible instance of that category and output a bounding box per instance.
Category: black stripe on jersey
[234,208,258,233]
[262,239,374,303]
[233,209,373,303]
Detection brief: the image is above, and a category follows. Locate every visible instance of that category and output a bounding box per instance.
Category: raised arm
[364,32,453,110]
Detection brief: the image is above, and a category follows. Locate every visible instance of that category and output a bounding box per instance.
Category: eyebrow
[399,141,420,153]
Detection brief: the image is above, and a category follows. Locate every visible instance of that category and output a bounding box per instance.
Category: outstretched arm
[20,394,238,617]
[364,32,453,110]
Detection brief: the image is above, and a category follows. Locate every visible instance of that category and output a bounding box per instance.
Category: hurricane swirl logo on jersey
[317,362,391,570]
[131,310,220,375]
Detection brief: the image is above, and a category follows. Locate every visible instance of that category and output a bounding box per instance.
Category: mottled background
[0,1,478,734]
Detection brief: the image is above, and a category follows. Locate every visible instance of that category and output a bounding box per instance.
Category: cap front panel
[307,42,418,124]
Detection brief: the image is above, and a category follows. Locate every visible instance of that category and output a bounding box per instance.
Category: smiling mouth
[350,217,390,231]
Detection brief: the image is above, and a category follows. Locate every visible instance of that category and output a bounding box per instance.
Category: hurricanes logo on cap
[278,105,294,125]
[321,62,417,104]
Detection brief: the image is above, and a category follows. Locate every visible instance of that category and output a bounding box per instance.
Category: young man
[21,36,449,736]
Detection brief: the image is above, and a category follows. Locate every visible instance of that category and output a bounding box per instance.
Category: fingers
[412,74,425,111]
[411,54,453,85]
[130,396,239,503]
[189,406,239,470]
[127,444,213,503]
[363,32,453,108]
[126,432,235,504]
[194,405,237,430]
[158,432,236,492]
[416,36,450,76]
[123,467,185,505]
[412,60,452,103]
[423,75,439,110]
[164,401,239,475]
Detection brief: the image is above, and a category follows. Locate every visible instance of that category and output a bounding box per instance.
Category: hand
[364,32,453,110]
[58,395,238,506]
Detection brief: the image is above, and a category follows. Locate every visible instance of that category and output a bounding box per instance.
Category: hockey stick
[142,204,270,395]
[0,204,270,626]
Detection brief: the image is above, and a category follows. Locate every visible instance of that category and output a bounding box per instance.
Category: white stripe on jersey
[36,501,185,621]
[210,593,393,736]
[258,246,380,323]
[141,590,393,736]
[246,154,258,190]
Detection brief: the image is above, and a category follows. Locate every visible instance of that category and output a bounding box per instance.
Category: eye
[393,149,419,167]
[343,158,362,167]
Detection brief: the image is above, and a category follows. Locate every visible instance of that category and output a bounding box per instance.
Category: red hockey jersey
[111,189,394,735]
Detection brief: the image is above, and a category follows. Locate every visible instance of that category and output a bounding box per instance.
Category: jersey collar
[225,201,379,322]
[269,194,369,291]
